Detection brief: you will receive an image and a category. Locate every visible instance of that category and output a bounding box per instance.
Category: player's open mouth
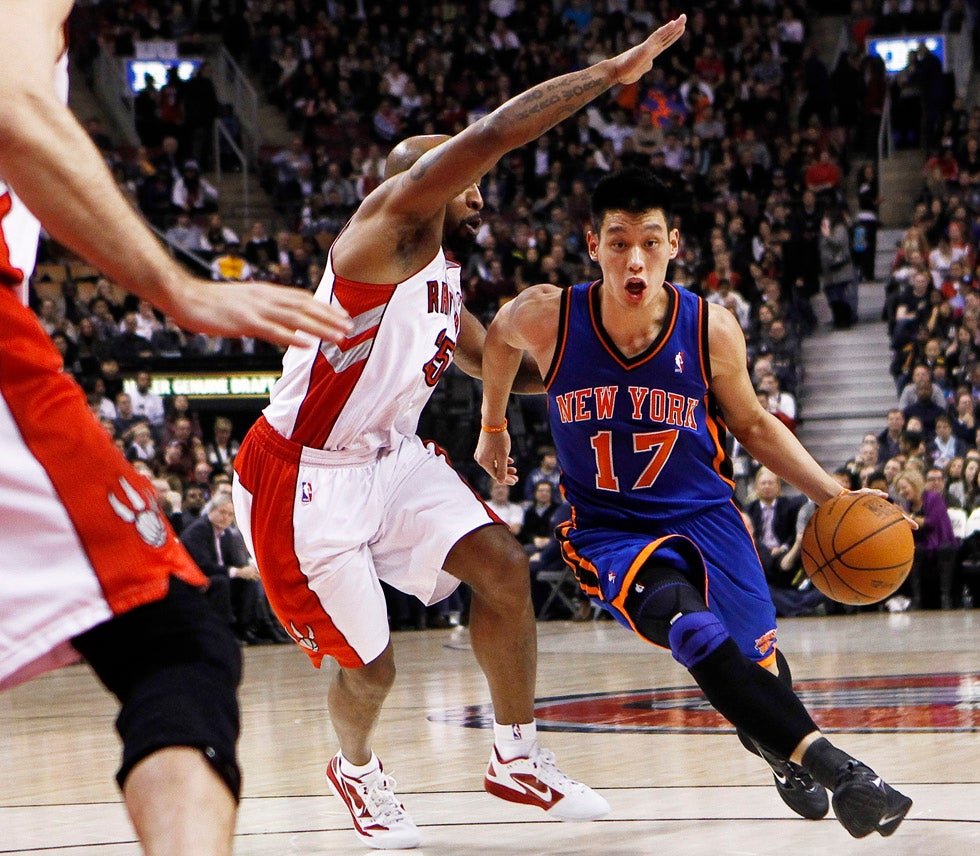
[464,216,482,235]
[625,278,646,295]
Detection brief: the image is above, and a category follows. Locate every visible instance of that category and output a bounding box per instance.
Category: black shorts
[72,576,243,798]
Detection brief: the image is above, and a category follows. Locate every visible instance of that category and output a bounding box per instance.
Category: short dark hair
[591,168,674,229]
[865,468,887,486]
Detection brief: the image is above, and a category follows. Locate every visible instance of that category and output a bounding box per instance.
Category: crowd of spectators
[797,0,980,616]
[31,1,978,624]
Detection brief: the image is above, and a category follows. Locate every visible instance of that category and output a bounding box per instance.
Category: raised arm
[707,303,843,505]
[0,0,351,347]
[374,16,687,223]
[474,286,561,484]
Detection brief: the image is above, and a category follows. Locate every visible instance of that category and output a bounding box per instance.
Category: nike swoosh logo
[511,774,555,802]
[773,771,789,786]
[879,810,906,827]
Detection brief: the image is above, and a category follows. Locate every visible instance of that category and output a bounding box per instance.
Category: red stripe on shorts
[235,417,364,668]
[0,288,205,614]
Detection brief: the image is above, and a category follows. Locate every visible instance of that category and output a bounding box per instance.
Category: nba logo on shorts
[301,481,314,504]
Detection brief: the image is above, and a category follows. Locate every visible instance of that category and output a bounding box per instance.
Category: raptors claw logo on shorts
[289,621,319,652]
[107,476,168,547]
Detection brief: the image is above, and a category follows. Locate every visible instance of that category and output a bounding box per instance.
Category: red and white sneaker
[484,745,610,821]
[326,752,421,850]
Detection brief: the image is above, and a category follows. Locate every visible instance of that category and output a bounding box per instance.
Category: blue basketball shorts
[557,500,778,665]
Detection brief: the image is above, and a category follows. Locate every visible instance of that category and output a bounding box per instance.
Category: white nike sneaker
[326,752,421,849]
[484,745,610,821]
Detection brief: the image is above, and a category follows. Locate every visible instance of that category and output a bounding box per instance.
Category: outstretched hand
[474,429,519,486]
[610,15,687,86]
[168,279,353,347]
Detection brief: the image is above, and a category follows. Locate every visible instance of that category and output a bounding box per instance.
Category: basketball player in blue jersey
[475,168,913,839]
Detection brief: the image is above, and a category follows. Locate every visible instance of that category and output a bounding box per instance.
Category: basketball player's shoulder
[518,283,564,310]
[495,283,563,343]
[704,299,746,354]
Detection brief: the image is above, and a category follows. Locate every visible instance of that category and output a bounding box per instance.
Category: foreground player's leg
[72,577,244,856]
[736,649,828,820]
[445,525,609,821]
[326,644,420,850]
[628,565,912,838]
[124,748,235,856]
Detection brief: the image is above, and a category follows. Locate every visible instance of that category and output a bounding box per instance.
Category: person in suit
[519,480,560,552]
[169,483,207,536]
[746,468,806,587]
[180,493,270,644]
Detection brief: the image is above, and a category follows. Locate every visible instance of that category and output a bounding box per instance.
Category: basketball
[800,493,914,605]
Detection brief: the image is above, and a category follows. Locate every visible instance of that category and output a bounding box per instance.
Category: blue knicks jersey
[544,281,735,530]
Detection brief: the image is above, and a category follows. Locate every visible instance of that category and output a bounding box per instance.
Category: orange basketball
[800,493,914,605]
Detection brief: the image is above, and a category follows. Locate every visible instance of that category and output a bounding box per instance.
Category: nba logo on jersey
[674,351,685,374]
[301,481,314,504]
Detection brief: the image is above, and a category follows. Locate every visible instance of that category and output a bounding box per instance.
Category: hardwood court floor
[2,611,978,855]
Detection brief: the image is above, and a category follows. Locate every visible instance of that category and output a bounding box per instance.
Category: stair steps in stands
[797,229,903,470]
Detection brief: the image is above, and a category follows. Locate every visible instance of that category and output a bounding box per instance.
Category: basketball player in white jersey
[0,3,351,855]
[232,15,687,850]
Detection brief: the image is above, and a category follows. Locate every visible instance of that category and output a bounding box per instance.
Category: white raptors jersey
[263,248,463,451]
[0,54,69,304]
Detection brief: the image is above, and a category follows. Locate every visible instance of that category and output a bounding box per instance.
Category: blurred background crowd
[29,0,980,631]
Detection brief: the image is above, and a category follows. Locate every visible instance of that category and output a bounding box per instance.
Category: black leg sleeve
[689,639,818,760]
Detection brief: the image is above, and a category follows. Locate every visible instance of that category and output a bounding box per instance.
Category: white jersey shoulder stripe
[264,248,460,451]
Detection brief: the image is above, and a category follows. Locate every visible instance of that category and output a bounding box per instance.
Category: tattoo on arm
[408,144,448,181]
[507,70,606,123]
[404,67,607,184]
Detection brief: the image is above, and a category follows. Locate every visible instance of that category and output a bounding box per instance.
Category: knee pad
[73,577,243,800]
[668,610,729,669]
[626,565,711,647]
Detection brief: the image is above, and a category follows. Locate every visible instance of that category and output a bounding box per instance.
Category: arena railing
[213,46,260,165]
[91,49,140,146]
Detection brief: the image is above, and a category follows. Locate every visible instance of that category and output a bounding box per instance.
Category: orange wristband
[481,419,508,433]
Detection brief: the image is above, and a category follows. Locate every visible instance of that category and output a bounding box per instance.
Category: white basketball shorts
[233,416,500,669]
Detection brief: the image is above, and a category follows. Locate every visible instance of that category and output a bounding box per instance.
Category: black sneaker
[738,731,829,820]
[831,761,913,838]
[759,746,829,820]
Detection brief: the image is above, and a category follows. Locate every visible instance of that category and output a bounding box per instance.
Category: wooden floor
[2,611,978,855]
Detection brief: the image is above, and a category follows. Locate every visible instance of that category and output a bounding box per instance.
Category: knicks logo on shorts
[754,628,777,657]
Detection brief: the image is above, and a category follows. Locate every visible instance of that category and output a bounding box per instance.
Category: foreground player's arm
[475,286,560,484]
[453,306,544,393]
[371,16,687,224]
[707,304,843,506]
[0,0,351,347]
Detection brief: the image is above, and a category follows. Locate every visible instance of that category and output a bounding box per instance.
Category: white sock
[339,752,380,777]
[493,720,538,761]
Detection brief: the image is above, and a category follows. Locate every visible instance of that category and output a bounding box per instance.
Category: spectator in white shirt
[485,481,525,536]
[129,369,165,428]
